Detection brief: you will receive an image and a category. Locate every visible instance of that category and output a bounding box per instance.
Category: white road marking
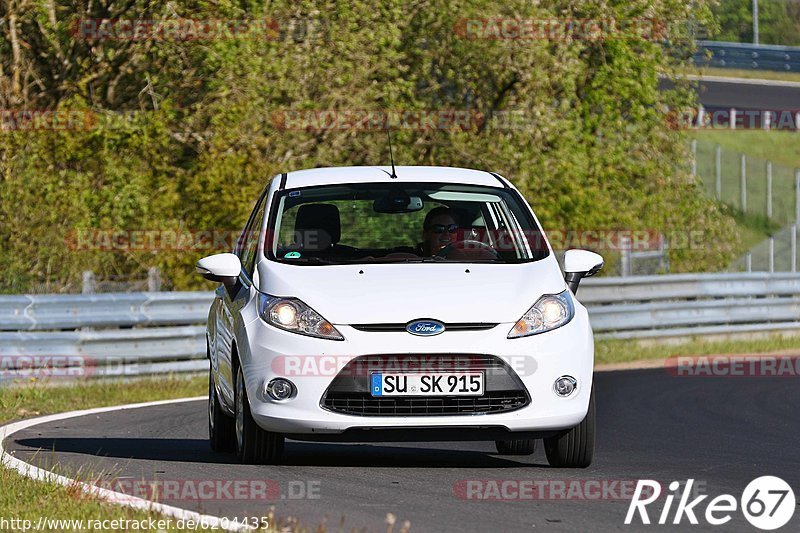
[0,396,257,532]
[675,73,800,88]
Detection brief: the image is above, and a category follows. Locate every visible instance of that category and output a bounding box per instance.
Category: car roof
[281,166,505,189]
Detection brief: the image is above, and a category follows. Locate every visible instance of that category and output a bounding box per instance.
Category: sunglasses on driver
[427,223,460,234]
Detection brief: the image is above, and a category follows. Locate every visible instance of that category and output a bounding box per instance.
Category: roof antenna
[386,128,398,179]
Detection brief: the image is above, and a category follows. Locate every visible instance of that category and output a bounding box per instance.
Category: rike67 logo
[625,477,795,530]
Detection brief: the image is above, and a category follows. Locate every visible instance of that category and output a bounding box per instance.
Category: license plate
[370,372,484,397]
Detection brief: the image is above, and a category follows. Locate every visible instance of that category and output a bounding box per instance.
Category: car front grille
[322,390,529,416]
[320,354,530,417]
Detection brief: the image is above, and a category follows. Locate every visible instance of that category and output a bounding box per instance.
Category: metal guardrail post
[769,237,775,273]
[767,162,772,219]
[619,235,631,277]
[741,154,747,213]
[792,225,797,273]
[82,271,95,294]
[691,139,697,177]
[796,170,800,225]
[715,145,722,201]
[746,253,752,272]
[147,267,162,292]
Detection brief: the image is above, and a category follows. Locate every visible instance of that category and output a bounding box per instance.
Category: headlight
[508,290,574,338]
[258,294,344,340]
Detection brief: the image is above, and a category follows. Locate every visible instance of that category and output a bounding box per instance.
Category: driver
[420,207,461,256]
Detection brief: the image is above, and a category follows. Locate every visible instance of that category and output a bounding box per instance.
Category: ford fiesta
[198,166,603,467]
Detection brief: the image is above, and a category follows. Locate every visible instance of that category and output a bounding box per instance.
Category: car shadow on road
[13,437,550,468]
[13,438,239,465]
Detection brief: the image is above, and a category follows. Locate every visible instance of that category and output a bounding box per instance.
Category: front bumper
[237,305,594,437]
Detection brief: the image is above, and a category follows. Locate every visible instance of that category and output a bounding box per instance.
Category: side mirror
[563,249,604,294]
[196,253,241,289]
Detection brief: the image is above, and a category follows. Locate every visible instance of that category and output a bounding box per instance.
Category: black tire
[235,365,284,464]
[544,385,595,468]
[495,439,536,455]
[208,366,236,453]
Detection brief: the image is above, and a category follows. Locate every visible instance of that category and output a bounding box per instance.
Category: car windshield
[265,182,549,265]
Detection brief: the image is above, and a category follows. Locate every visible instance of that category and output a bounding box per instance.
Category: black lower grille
[323,391,528,416]
[320,354,530,417]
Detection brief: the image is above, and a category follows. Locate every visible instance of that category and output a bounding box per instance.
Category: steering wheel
[435,239,501,260]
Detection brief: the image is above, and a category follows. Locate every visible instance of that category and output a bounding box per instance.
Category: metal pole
[796,170,800,224]
[741,154,747,213]
[753,0,759,45]
[767,161,772,219]
[691,139,697,177]
[715,145,721,200]
[147,267,161,292]
[746,252,752,272]
[730,108,737,130]
[792,225,797,273]
[82,271,95,294]
[620,235,631,277]
[769,236,774,273]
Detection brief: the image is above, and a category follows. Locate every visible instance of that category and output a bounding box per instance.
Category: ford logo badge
[406,320,445,336]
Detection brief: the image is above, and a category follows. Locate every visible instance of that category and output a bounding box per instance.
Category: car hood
[257,257,567,325]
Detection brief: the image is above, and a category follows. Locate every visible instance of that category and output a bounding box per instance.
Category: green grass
[0,376,321,532]
[595,334,800,365]
[692,130,800,170]
[690,130,800,260]
[0,376,219,532]
[0,375,205,422]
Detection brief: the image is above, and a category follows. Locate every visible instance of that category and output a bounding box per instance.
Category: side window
[237,193,268,278]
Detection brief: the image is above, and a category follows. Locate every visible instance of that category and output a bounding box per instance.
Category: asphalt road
[5,368,800,532]
[660,77,800,109]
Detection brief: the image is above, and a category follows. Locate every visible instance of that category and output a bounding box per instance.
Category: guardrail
[2,272,800,379]
[694,40,800,72]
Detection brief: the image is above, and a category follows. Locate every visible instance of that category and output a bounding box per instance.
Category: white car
[198,166,603,467]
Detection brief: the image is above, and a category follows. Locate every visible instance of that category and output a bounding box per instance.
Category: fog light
[266,378,294,401]
[554,376,577,397]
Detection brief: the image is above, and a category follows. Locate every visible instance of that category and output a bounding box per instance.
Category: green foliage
[0,0,739,292]
[711,0,800,45]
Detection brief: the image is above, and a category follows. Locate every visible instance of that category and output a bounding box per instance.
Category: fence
[3,272,800,379]
[692,137,800,271]
[694,40,800,72]
[692,138,800,226]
